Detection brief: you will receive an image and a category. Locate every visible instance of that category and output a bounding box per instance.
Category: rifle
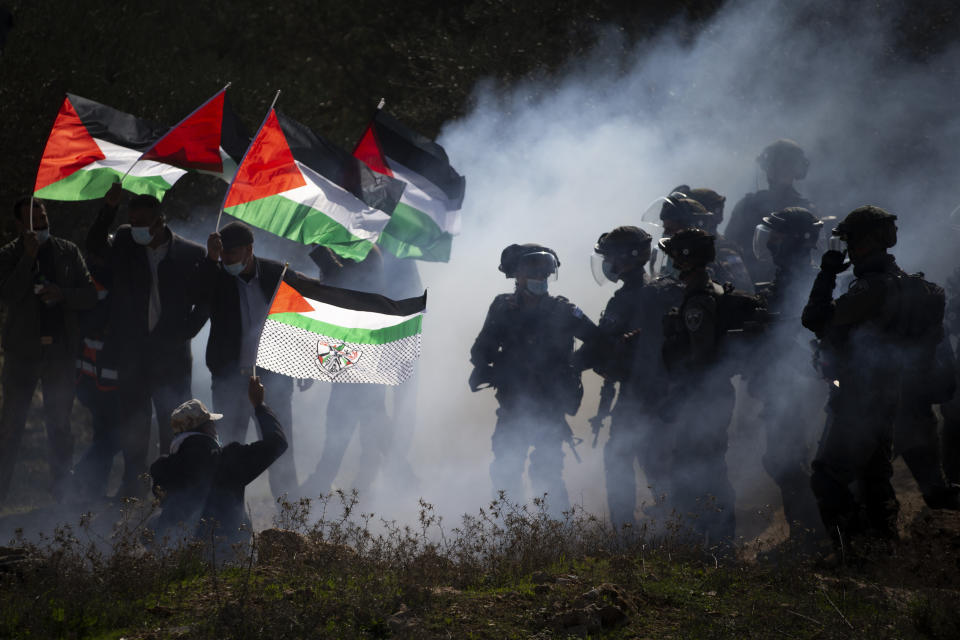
[589,378,617,448]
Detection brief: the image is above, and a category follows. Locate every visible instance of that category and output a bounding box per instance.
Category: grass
[2,490,960,639]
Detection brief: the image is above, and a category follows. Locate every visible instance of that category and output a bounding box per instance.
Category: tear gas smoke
[18,0,958,542]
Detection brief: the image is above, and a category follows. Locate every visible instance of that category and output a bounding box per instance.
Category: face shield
[640,195,681,227]
[752,223,784,261]
[516,251,558,282]
[590,252,618,285]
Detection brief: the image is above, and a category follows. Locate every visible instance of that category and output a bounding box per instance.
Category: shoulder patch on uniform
[572,306,584,319]
[684,307,704,332]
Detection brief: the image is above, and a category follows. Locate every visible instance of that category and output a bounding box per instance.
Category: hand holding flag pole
[252,262,289,377]
[216,89,281,232]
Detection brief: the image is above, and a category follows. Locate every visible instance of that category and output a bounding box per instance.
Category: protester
[86,182,208,497]
[150,376,287,546]
[0,197,97,503]
[201,221,315,500]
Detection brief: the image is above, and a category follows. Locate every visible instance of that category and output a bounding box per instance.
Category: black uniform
[470,291,596,515]
[580,274,680,527]
[662,270,737,544]
[938,266,960,485]
[802,253,937,542]
[726,187,813,282]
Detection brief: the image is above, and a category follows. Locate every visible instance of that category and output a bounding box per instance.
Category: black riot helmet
[499,243,560,280]
[658,193,713,236]
[592,226,652,284]
[753,207,823,262]
[686,188,727,229]
[757,139,809,182]
[832,205,898,251]
[658,227,716,271]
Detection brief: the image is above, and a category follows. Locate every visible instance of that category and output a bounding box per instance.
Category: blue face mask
[525,278,549,296]
[131,226,154,246]
[35,228,50,245]
[224,261,245,277]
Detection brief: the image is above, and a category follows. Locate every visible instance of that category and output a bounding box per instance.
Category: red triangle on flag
[352,123,393,177]
[270,280,315,315]
[224,110,306,208]
[141,90,226,172]
[34,96,106,192]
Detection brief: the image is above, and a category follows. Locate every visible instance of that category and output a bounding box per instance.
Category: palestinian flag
[139,85,249,183]
[33,94,185,201]
[256,278,426,385]
[223,108,404,261]
[353,110,465,262]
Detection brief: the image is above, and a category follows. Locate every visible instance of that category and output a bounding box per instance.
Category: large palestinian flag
[139,85,249,183]
[353,110,465,262]
[223,109,404,261]
[256,278,426,385]
[33,94,184,201]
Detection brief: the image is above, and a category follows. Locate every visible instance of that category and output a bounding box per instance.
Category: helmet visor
[752,223,775,261]
[516,251,558,281]
[591,252,615,285]
[641,196,678,224]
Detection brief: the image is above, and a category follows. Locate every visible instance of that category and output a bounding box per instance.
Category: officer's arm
[828,279,886,327]
[801,271,838,334]
[470,299,505,367]
[0,243,34,303]
[686,295,718,366]
[58,244,98,311]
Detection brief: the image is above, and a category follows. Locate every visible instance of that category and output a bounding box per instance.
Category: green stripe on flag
[267,312,422,345]
[225,194,375,261]
[34,167,175,201]
[377,202,452,262]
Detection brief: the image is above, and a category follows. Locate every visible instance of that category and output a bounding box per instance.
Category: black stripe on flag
[221,91,251,164]
[373,110,466,207]
[287,275,426,317]
[67,94,168,151]
[276,111,405,216]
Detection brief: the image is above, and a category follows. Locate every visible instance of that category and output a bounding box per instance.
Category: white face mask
[224,261,246,277]
[525,278,549,296]
[35,228,50,245]
[131,226,154,245]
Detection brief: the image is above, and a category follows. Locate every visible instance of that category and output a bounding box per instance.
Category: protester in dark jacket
[199,221,315,500]
[87,182,208,496]
[0,197,97,502]
[151,377,287,547]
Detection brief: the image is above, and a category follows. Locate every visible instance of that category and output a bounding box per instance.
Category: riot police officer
[802,206,945,550]
[748,207,825,543]
[469,244,597,517]
[579,227,671,528]
[659,228,737,545]
[676,186,753,293]
[726,139,814,282]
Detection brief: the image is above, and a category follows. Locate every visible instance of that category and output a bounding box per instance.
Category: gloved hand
[468,365,495,391]
[819,250,851,275]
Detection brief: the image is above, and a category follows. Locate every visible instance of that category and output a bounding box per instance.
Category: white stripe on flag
[389,161,461,235]
[277,161,392,241]
[90,138,187,180]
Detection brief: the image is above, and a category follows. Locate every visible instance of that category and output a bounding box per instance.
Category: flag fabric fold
[33,94,186,201]
[223,108,405,261]
[140,86,249,182]
[353,110,466,262]
[256,278,426,385]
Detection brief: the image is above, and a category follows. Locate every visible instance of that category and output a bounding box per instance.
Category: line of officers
[469,141,960,554]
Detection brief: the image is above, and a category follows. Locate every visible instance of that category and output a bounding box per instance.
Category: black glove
[468,365,495,391]
[819,250,851,275]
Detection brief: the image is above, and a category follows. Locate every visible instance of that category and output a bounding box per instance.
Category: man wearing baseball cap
[150,376,287,543]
